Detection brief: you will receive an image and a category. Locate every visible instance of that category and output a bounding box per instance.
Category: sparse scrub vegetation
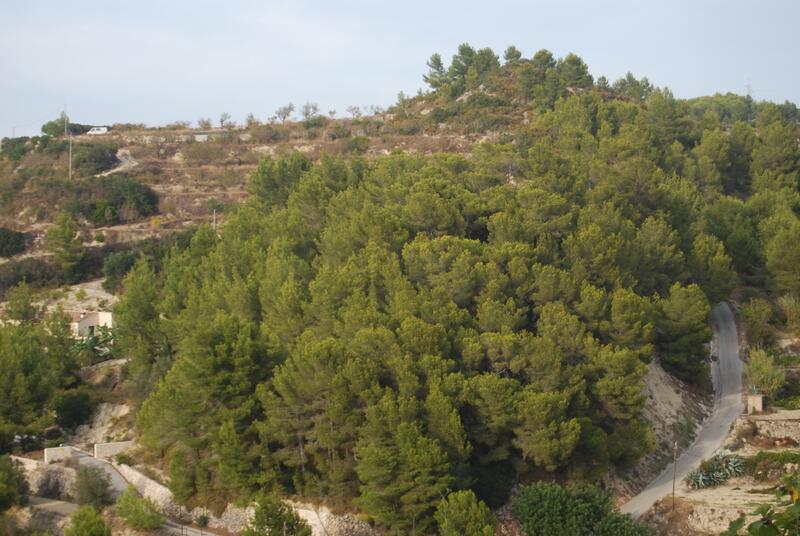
[115,485,164,530]
[72,466,113,508]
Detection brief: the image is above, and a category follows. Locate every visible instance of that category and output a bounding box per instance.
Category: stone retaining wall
[94,440,134,459]
[113,463,377,535]
[113,463,179,517]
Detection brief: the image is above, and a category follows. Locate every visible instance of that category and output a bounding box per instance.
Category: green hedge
[0,228,26,257]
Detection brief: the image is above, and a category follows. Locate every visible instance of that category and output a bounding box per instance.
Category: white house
[69,311,113,338]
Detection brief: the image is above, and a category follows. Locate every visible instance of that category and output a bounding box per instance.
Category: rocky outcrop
[11,456,76,500]
[11,506,69,536]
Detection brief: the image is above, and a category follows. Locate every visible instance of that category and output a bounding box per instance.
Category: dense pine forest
[2,44,799,534]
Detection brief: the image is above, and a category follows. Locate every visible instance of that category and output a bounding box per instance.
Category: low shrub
[744,450,800,481]
[65,506,111,536]
[183,141,226,165]
[328,124,351,140]
[72,466,113,508]
[72,143,119,176]
[54,389,93,430]
[735,420,759,441]
[686,455,744,489]
[116,485,163,530]
[349,136,369,154]
[66,174,159,226]
[0,258,63,299]
[0,228,26,257]
[510,482,654,536]
[101,251,138,293]
[114,453,134,466]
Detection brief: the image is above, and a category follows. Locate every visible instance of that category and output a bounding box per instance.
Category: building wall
[71,311,114,337]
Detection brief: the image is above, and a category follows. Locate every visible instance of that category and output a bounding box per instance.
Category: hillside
[1,44,800,536]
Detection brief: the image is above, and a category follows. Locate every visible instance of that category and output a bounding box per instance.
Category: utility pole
[671,440,678,511]
[68,133,73,180]
[64,106,68,136]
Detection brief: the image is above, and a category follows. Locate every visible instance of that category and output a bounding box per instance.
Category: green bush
[65,506,111,536]
[102,251,138,293]
[328,124,351,140]
[167,447,195,504]
[348,135,369,154]
[0,228,26,257]
[0,137,32,163]
[183,141,225,165]
[72,143,119,176]
[72,466,113,508]
[510,482,653,536]
[0,456,29,512]
[114,453,134,466]
[54,389,93,430]
[775,395,800,410]
[304,115,325,129]
[0,258,63,299]
[745,451,800,480]
[435,490,495,536]
[241,494,311,536]
[115,485,164,530]
[67,174,158,226]
[41,116,92,137]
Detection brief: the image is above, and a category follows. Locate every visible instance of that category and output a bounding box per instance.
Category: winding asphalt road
[621,302,744,518]
[29,450,207,535]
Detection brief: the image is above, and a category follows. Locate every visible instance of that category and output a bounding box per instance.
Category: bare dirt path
[621,302,744,518]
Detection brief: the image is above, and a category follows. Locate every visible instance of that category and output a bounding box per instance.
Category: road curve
[621,302,744,518]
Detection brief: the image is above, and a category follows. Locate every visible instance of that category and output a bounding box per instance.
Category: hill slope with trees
[2,44,799,535]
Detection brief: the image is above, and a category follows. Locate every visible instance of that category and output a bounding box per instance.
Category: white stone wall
[93,440,134,459]
[112,463,376,535]
[44,446,77,464]
[113,463,179,517]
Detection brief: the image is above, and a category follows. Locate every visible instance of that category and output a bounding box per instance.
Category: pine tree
[46,211,84,275]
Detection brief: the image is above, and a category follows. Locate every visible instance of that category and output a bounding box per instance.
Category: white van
[87,126,109,135]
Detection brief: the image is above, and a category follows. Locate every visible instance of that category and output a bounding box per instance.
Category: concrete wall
[94,440,134,459]
[44,446,77,464]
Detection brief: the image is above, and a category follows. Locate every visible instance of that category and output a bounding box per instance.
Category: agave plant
[723,456,745,478]
[687,469,707,489]
[710,471,727,485]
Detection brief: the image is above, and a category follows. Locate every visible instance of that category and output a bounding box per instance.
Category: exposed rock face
[322,514,377,536]
[187,503,255,534]
[11,506,69,536]
[70,403,131,448]
[11,456,76,501]
[687,504,747,534]
[605,361,712,501]
[288,502,378,536]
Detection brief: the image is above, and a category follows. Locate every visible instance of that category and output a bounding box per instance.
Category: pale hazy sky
[2,0,798,137]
